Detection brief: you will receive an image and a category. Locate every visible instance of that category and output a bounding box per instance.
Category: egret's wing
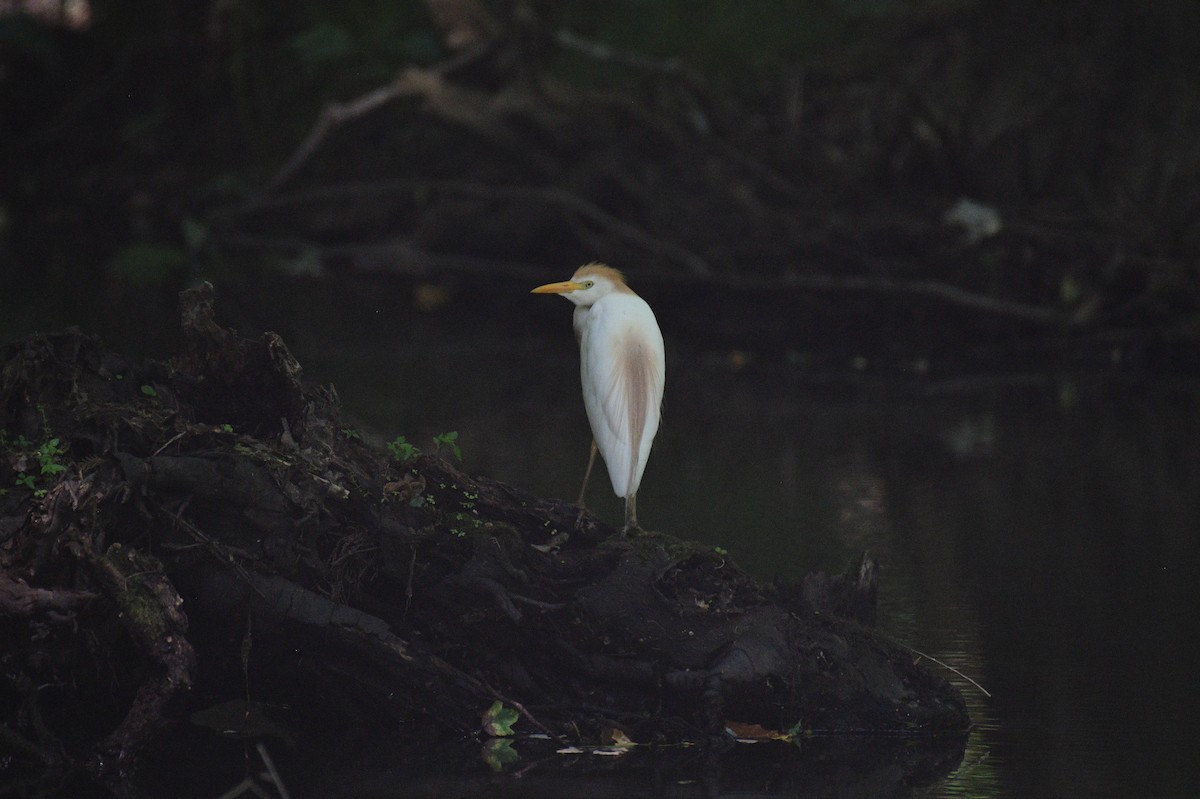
[580,296,665,498]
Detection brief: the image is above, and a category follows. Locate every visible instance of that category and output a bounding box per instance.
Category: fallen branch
[0,571,96,617]
[220,228,1065,326]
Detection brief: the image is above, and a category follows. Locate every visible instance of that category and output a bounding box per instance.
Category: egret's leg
[623,493,638,534]
[577,440,598,506]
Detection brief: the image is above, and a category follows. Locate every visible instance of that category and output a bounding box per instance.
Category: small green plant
[481,701,519,737]
[140,384,158,397]
[3,428,68,497]
[713,546,727,556]
[387,436,420,462]
[432,431,461,461]
[219,423,234,434]
[36,438,67,476]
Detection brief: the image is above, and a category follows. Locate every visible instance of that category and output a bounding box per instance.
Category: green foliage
[386,436,420,462]
[481,701,519,737]
[432,431,461,461]
[388,431,462,462]
[37,438,67,475]
[140,384,158,397]
[2,427,68,498]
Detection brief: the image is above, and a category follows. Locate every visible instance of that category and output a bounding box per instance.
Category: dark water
[273,286,1200,799]
[6,277,1200,797]
[223,277,1190,791]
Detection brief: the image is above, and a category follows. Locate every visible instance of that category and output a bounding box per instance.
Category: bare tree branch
[220,232,1066,326]
[235,179,712,275]
[267,43,495,191]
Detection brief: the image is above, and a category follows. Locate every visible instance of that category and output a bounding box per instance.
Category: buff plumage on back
[532,261,665,530]
[576,275,663,500]
[617,336,657,498]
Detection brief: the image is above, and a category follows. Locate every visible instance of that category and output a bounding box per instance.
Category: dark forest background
[3,0,1199,366]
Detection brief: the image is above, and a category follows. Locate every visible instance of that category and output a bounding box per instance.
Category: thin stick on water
[903,644,993,699]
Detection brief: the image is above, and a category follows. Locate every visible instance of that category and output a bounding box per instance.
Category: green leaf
[481,700,519,737]
[387,436,420,462]
[433,431,461,461]
[141,384,158,397]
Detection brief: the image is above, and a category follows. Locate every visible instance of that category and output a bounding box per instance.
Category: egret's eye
[582,280,595,288]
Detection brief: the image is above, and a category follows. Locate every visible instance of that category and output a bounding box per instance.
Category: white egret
[532,264,665,532]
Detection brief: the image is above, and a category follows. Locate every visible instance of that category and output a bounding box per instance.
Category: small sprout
[433,431,461,461]
[220,423,234,434]
[15,473,36,490]
[713,546,727,556]
[140,384,157,397]
[387,436,420,462]
[38,438,67,475]
[481,701,519,737]
[342,427,361,440]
